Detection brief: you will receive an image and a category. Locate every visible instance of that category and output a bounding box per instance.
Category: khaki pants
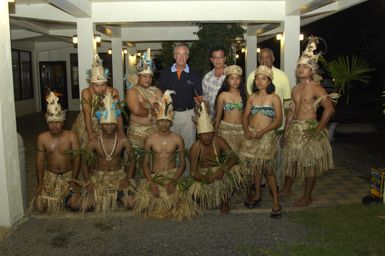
[171,108,196,175]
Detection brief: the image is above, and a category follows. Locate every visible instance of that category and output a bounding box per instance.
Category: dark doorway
[39,61,68,111]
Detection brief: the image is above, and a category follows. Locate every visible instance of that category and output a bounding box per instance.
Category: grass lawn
[244,203,385,256]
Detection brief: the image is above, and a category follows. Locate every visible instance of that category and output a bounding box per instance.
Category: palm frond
[206,150,237,173]
[133,147,152,165]
[327,55,375,105]
[303,119,318,136]
[176,176,194,191]
[83,150,96,167]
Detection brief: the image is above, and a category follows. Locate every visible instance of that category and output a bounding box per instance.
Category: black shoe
[244,198,261,209]
[270,205,282,219]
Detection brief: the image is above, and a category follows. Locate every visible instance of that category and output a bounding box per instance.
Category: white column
[32,50,41,112]
[127,47,137,77]
[77,18,96,95]
[111,38,124,99]
[281,15,300,87]
[0,1,24,227]
[245,34,257,78]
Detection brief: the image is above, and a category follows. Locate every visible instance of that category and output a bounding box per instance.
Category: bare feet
[278,190,291,197]
[220,203,230,215]
[294,197,312,207]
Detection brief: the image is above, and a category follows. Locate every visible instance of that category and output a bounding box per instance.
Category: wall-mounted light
[107,48,112,55]
[94,34,101,47]
[123,48,128,55]
[235,54,239,59]
[72,35,78,48]
[137,52,141,57]
[241,48,246,53]
[257,48,261,53]
[276,33,283,41]
[299,34,304,41]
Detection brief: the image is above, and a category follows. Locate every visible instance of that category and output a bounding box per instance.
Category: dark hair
[252,78,276,94]
[209,46,226,57]
[214,76,247,120]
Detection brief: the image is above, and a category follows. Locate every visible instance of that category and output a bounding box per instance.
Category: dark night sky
[257,0,385,123]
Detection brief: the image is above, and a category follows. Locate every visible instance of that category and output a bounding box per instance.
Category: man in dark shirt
[158,43,203,151]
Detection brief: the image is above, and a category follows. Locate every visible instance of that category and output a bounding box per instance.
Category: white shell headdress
[87,54,109,84]
[45,92,66,122]
[155,90,175,121]
[137,48,155,75]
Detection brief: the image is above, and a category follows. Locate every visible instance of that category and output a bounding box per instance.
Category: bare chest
[152,141,178,155]
[293,87,316,107]
[45,138,71,155]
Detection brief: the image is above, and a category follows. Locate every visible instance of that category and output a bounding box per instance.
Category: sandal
[270,205,282,219]
[244,198,261,209]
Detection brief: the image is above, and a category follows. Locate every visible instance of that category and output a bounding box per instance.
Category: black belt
[175,107,194,112]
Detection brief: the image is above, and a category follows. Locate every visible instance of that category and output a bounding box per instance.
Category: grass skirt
[187,165,245,210]
[218,121,245,154]
[127,120,157,149]
[72,111,100,147]
[30,171,73,213]
[78,169,136,212]
[239,129,277,177]
[134,169,200,221]
[283,120,333,181]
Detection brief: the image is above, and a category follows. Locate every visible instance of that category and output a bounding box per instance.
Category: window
[70,54,79,99]
[12,49,33,101]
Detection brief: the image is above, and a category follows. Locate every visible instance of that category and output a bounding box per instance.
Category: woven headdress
[195,101,214,134]
[224,65,243,76]
[297,36,322,71]
[137,48,155,75]
[254,65,273,80]
[155,90,175,121]
[45,92,66,122]
[95,93,121,124]
[87,54,109,84]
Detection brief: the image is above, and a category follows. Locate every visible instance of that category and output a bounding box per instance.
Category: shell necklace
[100,133,117,161]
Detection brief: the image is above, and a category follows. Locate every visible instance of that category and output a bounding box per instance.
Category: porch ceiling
[9,0,366,45]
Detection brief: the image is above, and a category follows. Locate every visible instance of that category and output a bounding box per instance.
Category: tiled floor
[15,111,371,212]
